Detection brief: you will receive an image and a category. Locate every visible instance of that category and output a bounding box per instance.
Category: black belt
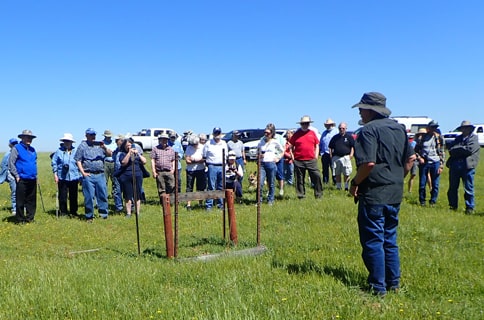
[159,169,172,172]
[236,157,243,160]
[87,171,104,174]
[207,163,223,166]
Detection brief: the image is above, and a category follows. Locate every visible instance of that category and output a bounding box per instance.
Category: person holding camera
[225,151,244,199]
[51,133,81,217]
[75,128,113,222]
[118,139,147,217]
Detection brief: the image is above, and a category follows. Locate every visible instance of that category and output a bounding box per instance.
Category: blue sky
[1,1,483,152]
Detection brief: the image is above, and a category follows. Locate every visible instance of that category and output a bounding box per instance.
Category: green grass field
[0,151,483,319]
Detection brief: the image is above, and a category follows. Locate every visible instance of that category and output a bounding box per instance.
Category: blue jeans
[283,161,294,185]
[260,161,276,203]
[113,176,123,211]
[447,160,475,210]
[206,164,223,209]
[418,161,441,205]
[235,157,245,184]
[358,202,401,294]
[81,173,109,219]
[7,174,16,213]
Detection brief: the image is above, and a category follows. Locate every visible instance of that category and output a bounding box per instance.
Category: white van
[391,116,433,135]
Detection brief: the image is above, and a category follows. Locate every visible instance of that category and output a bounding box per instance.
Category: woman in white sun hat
[51,133,82,217]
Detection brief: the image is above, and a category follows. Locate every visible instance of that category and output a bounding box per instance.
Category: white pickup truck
[131,128,177,151]
[443,123,484,147]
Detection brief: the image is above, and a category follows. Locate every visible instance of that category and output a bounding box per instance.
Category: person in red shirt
[289,116,323,199]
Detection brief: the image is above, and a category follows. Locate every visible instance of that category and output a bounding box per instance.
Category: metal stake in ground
[131,152,141,255]
[37,183,46,213]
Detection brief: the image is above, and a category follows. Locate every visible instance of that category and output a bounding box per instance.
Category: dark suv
[222,129,266,144]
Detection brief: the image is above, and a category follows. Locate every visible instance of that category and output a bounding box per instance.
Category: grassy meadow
[0,150,483,319]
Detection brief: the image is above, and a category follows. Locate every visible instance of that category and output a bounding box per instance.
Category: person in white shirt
[257,124,283,205]
[203,127,228,210]
[184,134,207,210]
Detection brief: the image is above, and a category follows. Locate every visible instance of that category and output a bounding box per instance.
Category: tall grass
[0,151,483,319]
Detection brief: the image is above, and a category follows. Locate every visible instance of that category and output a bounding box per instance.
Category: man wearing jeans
[349,92,415,296]
[446,120,480,214]
[203,127,228,210]
[75,128,112,222]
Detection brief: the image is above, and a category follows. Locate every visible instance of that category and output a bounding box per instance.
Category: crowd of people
[0,92,480,297]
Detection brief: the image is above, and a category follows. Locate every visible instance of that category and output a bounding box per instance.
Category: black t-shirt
[329,133,354,157]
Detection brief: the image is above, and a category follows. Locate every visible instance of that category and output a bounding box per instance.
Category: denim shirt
[51,146,81,181]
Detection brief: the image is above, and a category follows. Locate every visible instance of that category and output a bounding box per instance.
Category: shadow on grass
[273,258,366,288]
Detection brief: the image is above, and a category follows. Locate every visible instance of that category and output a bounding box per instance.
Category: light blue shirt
[319,128,337,155]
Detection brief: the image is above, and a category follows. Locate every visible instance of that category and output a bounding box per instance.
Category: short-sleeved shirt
[354,118,414,205]
[74,141,106,173]
[150,145,175,172]
[289,129,319,161]
[329,133,354,157]
[227,140,244,158]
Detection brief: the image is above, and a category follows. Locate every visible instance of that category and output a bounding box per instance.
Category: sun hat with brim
[324,118,335,125]
[103,129,113,137]
[18,129,37,139]
[158,133,170,139]
[60,133,75,142]
[9,138,18,145]
[115,134,125,141]
[297,115,314,124]
[227,151,237,160]
[416,128,427,135]
[457,120,475,131]
[351,92,391,117]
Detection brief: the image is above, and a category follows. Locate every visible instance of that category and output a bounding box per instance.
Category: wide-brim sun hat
[324,118,335,125]
[60,133,75,142]
[18,129,37,139]
[351,92,391,117]
[457,120,475,131]
[158,133,170,139]
[297,115,314,124]
[416,128,427,135]
[103,129,113,137]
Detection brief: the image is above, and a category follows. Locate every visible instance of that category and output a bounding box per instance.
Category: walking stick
[131,151,141,255]
[56,190,59,218]
[174,152,179,258]
[38,182,46,213]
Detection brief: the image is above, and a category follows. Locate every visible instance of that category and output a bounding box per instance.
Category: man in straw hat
[319,118,338,185]
[349,92,415,296]
[151,132,176,197]
[51,133,81,217]
[8,130,38,223]
[446,120,480,214]
[289,115,323,199]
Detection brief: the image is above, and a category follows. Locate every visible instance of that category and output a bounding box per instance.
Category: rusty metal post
[225,189,238,245]
[161,194,174,258]
[222,148,226,240]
